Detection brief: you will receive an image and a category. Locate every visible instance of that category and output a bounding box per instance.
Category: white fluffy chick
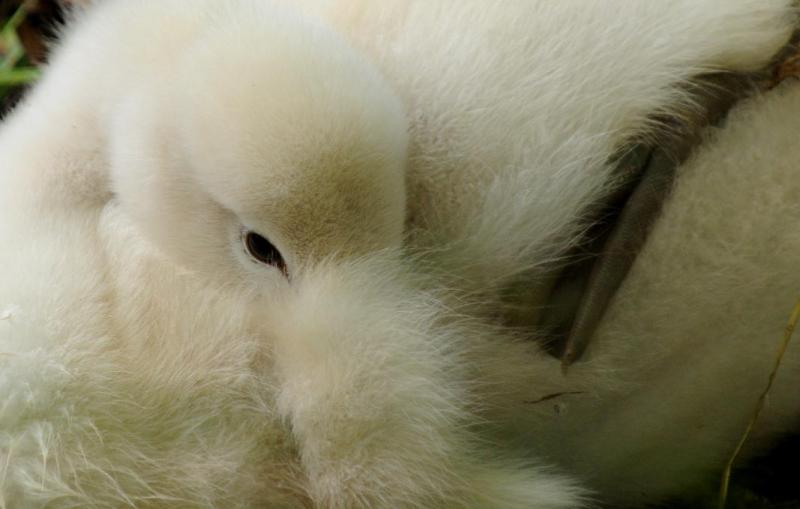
[108,11,409,282]
[52,9,402,300]
[1,1,581,508]
[1,0,799,508]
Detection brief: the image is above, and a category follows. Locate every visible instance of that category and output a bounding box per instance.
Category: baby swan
[108,4,408,282]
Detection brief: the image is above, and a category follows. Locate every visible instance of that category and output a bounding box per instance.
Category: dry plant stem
[718,298,800,509]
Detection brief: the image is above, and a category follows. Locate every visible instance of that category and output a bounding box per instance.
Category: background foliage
[0,0,70,114]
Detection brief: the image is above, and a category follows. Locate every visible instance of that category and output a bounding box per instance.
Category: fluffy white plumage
[0,0,798,507]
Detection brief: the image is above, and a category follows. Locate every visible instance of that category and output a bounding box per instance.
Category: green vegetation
[0,2,39,106]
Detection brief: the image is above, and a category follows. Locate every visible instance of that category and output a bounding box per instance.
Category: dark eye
[243,231,288,276]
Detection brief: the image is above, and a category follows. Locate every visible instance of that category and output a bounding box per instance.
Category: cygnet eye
[243,230,288,276]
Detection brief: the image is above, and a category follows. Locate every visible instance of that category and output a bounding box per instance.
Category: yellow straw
[718,298,800,509]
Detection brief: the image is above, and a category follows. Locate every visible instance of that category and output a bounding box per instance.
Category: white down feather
[0,0,798,507]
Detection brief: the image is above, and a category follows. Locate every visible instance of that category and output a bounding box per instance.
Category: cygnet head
[109,3,408,288]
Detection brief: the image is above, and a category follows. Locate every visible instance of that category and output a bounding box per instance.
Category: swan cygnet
[107,6,409,284]
[1,0,799,507]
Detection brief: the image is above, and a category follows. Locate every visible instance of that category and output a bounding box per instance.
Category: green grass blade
[0,67,40,86]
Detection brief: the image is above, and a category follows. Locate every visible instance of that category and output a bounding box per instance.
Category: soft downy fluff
[0,0,799,507]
